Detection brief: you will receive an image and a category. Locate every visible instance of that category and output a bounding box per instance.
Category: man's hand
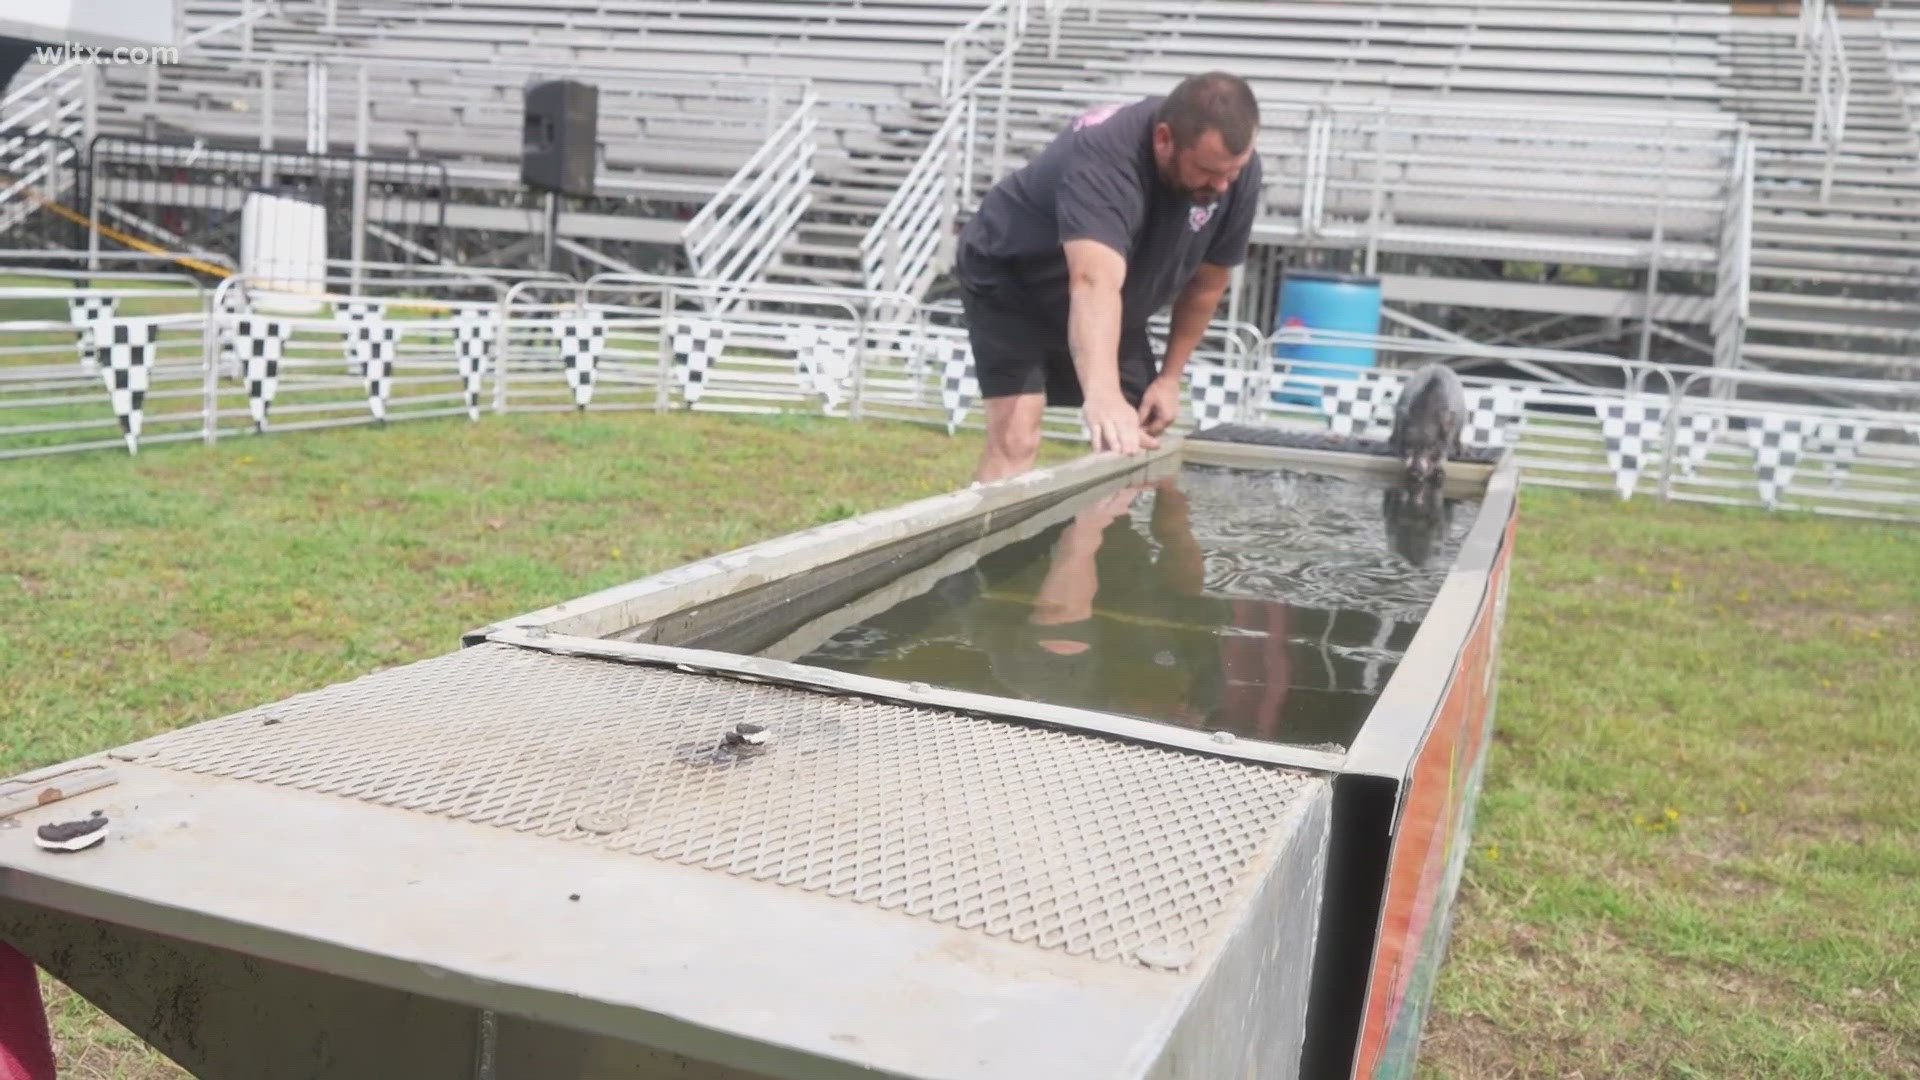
[1137,374,1182,437]
[1084,392,1159,455]
[1064,238,1157,455]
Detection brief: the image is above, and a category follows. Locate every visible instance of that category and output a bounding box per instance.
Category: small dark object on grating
[35,811,109,853]
[1188,423,1502,465]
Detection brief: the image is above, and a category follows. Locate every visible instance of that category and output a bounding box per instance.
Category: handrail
[681,90,817,299]
[1710,131,1754,373]
[859,109,966,294]
[939,0,1027,103]
[1811,3,1851,202]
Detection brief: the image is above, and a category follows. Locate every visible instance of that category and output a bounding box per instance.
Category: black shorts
[960,286,1159,408]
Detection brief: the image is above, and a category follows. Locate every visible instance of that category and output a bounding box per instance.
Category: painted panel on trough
[1353,503,1516,1079]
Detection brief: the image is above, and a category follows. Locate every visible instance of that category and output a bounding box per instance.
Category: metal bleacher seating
[5,0,1915,376]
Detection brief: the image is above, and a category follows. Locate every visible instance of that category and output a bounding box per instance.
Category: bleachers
[91,0,1005,284]
[1883,1,1920,137]
[8,0,1917,378]
[1072,0,1736,110]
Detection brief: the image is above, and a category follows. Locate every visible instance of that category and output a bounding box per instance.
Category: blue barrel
[1273,270,1383,406]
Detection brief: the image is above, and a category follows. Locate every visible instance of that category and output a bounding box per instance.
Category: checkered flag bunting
[558,317,607,409]
[452,318,495,420]
[1463,385,1529,449]
[1745,413,1811,509]
[1672,409,1724,477]
[332,299,384,323]
[671,319,728,406]
[1599,398,1665,500]
[1189,365,1248,430]
[938,337,978,435]
[95,318,156,454]
[68,295,118,372]
[1319,373,1401,439]
[787,323,854,409]
[332,299,386,375]
[231,317,292,431]
[350,321,402,422]
[1811,420,1871,487]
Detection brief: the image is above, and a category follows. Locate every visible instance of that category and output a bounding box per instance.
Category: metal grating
[126,644,1319,966]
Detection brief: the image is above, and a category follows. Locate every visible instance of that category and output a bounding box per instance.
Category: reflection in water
[1381,481,1455,570]
[794,465,1480,751]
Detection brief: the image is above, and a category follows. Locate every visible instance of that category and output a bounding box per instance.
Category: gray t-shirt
[955,96,1261,330]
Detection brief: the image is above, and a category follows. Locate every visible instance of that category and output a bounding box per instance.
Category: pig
[1388,363,1467,485]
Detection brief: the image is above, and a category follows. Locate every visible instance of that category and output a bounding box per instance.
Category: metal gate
[87,136,449,276]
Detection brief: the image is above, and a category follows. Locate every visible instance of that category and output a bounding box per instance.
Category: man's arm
[1065,238,1155,455]
[1136,262,1232,436]
[1160,262,1233,387]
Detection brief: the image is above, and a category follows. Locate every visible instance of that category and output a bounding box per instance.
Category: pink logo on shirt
[1190,204,1216,231]
[1073,104,1123,130]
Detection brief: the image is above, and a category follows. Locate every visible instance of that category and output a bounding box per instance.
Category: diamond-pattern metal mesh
[129,644,1318,965]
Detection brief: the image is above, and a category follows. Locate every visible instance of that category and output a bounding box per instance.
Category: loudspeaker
[521,79,598,198]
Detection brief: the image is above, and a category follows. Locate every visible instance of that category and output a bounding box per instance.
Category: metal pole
[259,63,274,161]
[202,308,221,446]
[85,151,101,271]
[991,53,1012,183]
[543,191,560,271]
[961,95,977,210]
[1363,110,1388,276]
[81,67,97,145]
[305,61,319,154]
[656,285,676,413]
[349,64,370,296]
[1639,135,1669,363]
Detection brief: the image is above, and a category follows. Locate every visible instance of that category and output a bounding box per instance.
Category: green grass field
[2,411,1914,1079]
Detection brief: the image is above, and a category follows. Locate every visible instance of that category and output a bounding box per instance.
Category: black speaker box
[522,80,598,198]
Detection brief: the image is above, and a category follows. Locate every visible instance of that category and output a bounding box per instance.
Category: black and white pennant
[1744,413,1811,509]
[938,336,978,435]
[1811,419,1872,487]
[1463,385,1530,450]
[1189,364,1248,430]
[787,323,854,409]
[332,298,386,375]
[452,318,495,421]
[68,295,118,372]
[350,321,402,422]
[558,317,606,409]
[232,317,292,431]
[95,318,156,455]
[1319,373,1401,440]
[1671,409,1724,478]
[1599,397,1666,500]
[671,318,728,407]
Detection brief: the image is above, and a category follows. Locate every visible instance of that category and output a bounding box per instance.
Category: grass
[1,412,1914,1077]
[5,408,1056,1078]
[1420,491,1920,1079]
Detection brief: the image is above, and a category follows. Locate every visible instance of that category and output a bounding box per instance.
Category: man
[955,71,1264,482]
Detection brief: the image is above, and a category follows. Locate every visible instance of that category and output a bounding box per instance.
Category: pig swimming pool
[780,464,1482,752]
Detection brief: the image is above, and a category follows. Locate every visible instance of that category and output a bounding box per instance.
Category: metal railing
[1711,131,1755,374]
[860,106,968,296]
[6,271,1916,522]
[939,0,1029,103]
[1809,2,1852,202]
[681,90,819,304]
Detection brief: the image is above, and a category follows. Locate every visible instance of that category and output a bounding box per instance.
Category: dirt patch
[165,629,215,662]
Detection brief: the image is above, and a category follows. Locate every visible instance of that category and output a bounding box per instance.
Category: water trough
[0,430,1518,1080]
